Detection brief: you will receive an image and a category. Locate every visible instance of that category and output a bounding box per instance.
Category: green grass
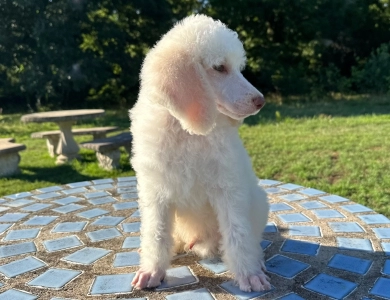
[1,95,389,217]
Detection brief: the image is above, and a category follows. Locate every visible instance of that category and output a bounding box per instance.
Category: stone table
[0,178,389,299]
[21,110,105,164]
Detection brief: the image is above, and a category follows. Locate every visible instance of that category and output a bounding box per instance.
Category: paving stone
[0,223,13,234]
[299,188,326,196]
[43,235,83,252]
[113,201,138,211]
[369,277,390,299]
[304,273,357,299]
[4,199,34,208]
[265,187,284,194]
[90,273,135,295]
[33,192,61,200]
[117,187,138,194]
[278,183,303,191]
[156,266,198,291]
[358,214,390,225]
[289,225,321,237]
[67,181,91,188]
[27,268,82,289]
[62,187,88,195]
[77,208,109,219]
[0,256,46,278]
[121,193,138,200]
[117,181,137,187]
[90,183,114,190]
[328,253,372,275]
[117,176,137,182]
[130,210,141,218]
[383,260,390,276]
[198,257,228,274]
[270,203,294,212]
[0,206,9,212]
[88,196,116,205]
[340,204,373,213]
[278,213,311,223]
[166,288,215,300]
[84,191,111,199]
[122,236,141,249]
[52,204,85,214]
[264,222,278,233]
[373,228,390,239]
[4,192,32,200]
[52,221,88,233]
[21,203,52,212]
[53,196,82,205]
[113,251,140,267]
[220,280,274,300]
[0,213,29,222]
[261,240,272,250]
[382,242,390,255]
[299,201,327,210]
[91,216,125,226]
[328,222,364,233]
[3,228,40,241]
[122,222,141,233]
[0,241,36,258]
[258,179,281,186]
[312,209,345,219]
[63,247,111,265]
[319,195,349,203]
[0,289,37,300]
[337,237,373,252]
[279,194,307,202]
[87,228,122,242]
[92,178,114,184]
[265,255,310,278]
[277,293,305,300]
[37,186,63,193]
[22,215,58,226]
[281,239,320,256]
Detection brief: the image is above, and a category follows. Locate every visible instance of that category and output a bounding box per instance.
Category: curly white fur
[130,14,270,292]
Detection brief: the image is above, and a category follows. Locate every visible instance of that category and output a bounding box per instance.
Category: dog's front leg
[213,194,271,292]
[132,202,174,289]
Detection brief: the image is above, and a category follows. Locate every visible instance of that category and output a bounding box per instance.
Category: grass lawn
[1,95,389,217]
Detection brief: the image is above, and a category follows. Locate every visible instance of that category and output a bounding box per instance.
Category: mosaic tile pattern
[0,177,388,299]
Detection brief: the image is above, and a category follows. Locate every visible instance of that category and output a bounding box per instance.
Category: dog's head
[141,14,264,135]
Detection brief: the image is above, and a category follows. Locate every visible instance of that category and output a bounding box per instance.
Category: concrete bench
[80,132,132,170]
[0,140,26,177]
[31,126,119,157]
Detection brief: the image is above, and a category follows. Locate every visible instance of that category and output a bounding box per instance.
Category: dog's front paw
[236,272,271,292]
[131,268,165,289]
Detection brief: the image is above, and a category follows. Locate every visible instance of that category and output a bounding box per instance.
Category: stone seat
[80,132,132,170]
[31,126,119,157]
[0,141,26,177]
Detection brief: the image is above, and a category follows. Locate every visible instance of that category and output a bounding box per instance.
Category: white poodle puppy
[130,14,270,292]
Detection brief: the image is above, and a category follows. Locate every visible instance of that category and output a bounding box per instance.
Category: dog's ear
[143,47,217,135]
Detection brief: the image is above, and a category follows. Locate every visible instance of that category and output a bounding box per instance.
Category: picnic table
[21,109,105,164]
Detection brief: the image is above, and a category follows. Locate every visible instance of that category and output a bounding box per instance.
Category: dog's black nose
[252,95,265,110]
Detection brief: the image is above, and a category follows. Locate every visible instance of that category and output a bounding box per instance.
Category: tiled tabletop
[0,177,389,299]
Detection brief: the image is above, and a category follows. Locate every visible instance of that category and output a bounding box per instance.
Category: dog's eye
[213,65,226,73]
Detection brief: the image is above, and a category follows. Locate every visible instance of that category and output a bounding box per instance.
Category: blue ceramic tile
[258,179,281,186]
[337,237,373,252]
[3,228,40,241]
[37,186,62,193]
[61,187,88,195]
[299,188,326,196]
[0,289,37,300]
[87,228,122,242]
[22,215,58,226]
[277,293,305,300]
[265,255,310,278]
[131,210,141,218]
[312,209,345,219]
[121,193,138,200]
[264,222,278,233]
[113,251,140,267]
[117,181,137,187]
[122,222,141,233]
[328,253,372,275]
[382,242,390,255]
[265,187,284,194]
[5,191,32,200]
[90,273,135,295]
[261,240,272,250]
[278,213,311,223]
[52,221,87,233]
[166,288,214,300]
[53,196,82,205]
[220,280,274,300]
[117,176,137,182]
[270,203,293,212]
[281,239,320,256]
[0,241,36,258]
[66,181,91,188]
[33,192,61,200]
[299,201,327,210]
[0,223,13,234]
[278,183,303,191]
[92,216,125,226]
[92,178,114,184]
[77,208,109,219]
[0,206,9,212]
[319,195,349,203]
[373,228,390,239]
[52,203,85,214]
[28,268,82,289]
[156,266,197,291]
[63,247,111,265]
[0,213,29,222]
[43,235,83,252]
[383,260,390,275]
[279,194,307,202]
[369,277,390,299]
[113,201,138,211]
[84,191,111,199]
[304,273,357,299]
[88,196,116,205]
[0,256,46,278]
[289,225,321,237]
[22,203,52,212]
[328,222,364,233]
[4,199,34,207]
[122,236,141,249]
[90,183,114,190]
[358,214,390,225]
[198,257,228,274]
[340,204,373,213]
